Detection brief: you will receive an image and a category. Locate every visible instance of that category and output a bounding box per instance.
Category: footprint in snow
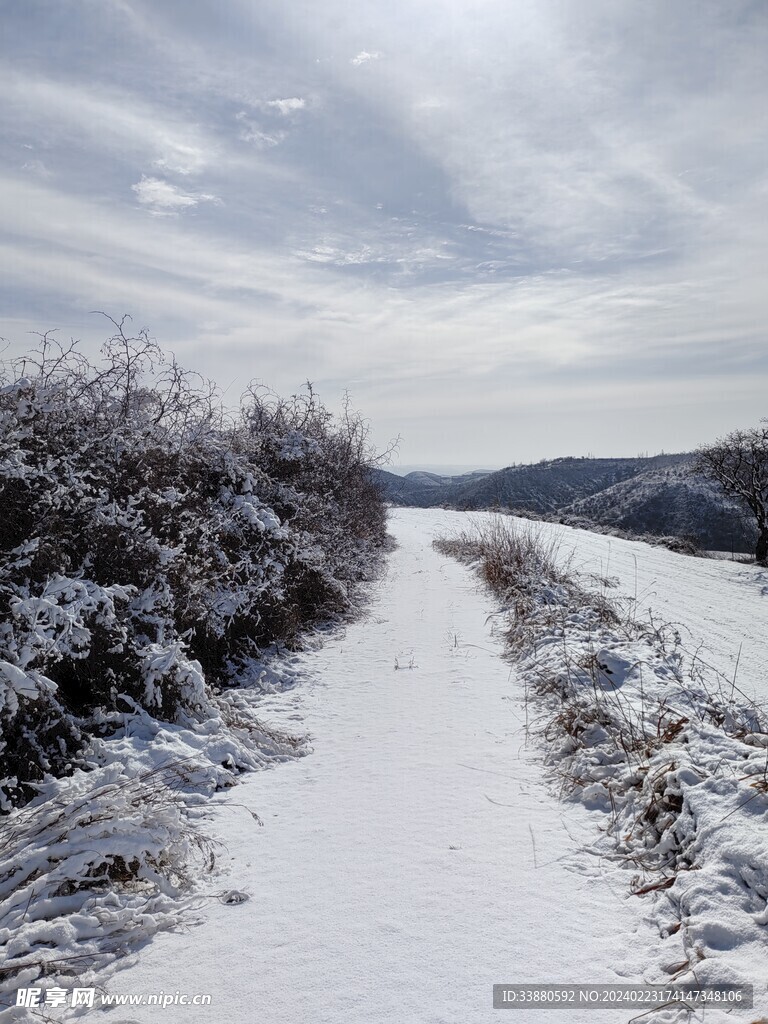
[595,648,634,689]
[218,889,250,905]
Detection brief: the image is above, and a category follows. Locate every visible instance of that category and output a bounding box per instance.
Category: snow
[3,507,768,1021]
[0,661,41,701]
[444,513,768,1011]
[538,517,768,706]
[67,510,667,1021]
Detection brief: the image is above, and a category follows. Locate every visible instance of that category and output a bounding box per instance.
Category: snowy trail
[106,508,656,1023]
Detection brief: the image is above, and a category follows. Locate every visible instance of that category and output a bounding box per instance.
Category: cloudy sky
[1,0,766,467]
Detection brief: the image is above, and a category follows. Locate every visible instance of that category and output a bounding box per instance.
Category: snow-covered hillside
[560,465,756,553]
[374,456,755,553]
[533,513,768,706]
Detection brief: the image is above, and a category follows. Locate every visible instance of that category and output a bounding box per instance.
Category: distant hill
[391,464,501,477]
[372,455,755,553]
[559,464,756,553]
[373,456,685,511]
[451,455,688,512]
[370,468,493,507]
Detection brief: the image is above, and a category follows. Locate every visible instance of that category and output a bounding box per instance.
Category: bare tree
[693,423,768,564]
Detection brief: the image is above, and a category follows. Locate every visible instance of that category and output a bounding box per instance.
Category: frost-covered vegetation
[0,322,389,994]
[436,517,768,1000]
[0,321,388,811]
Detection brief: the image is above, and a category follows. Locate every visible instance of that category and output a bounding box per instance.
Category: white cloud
[234,97,306,148]
[264,97,306,115]
[131,176,219,214]
[152,144,210,176]
[239,127,285,147]
[235,111,286,147]
[0,69,212,176]
[21,159,51,178]
[350,50,382,66]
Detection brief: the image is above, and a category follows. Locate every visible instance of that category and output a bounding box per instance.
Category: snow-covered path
[107,508,655,1023]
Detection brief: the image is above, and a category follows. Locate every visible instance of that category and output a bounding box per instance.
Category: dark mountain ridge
[373,454,755,553]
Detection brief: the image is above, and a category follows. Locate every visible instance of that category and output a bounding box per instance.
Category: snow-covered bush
[0,323,388,808]
[0,761,214,995]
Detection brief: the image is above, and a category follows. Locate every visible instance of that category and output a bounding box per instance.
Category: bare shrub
[0,323,388,808]
[694,422,768,564]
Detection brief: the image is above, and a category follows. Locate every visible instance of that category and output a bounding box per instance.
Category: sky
[0,0,766,468]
